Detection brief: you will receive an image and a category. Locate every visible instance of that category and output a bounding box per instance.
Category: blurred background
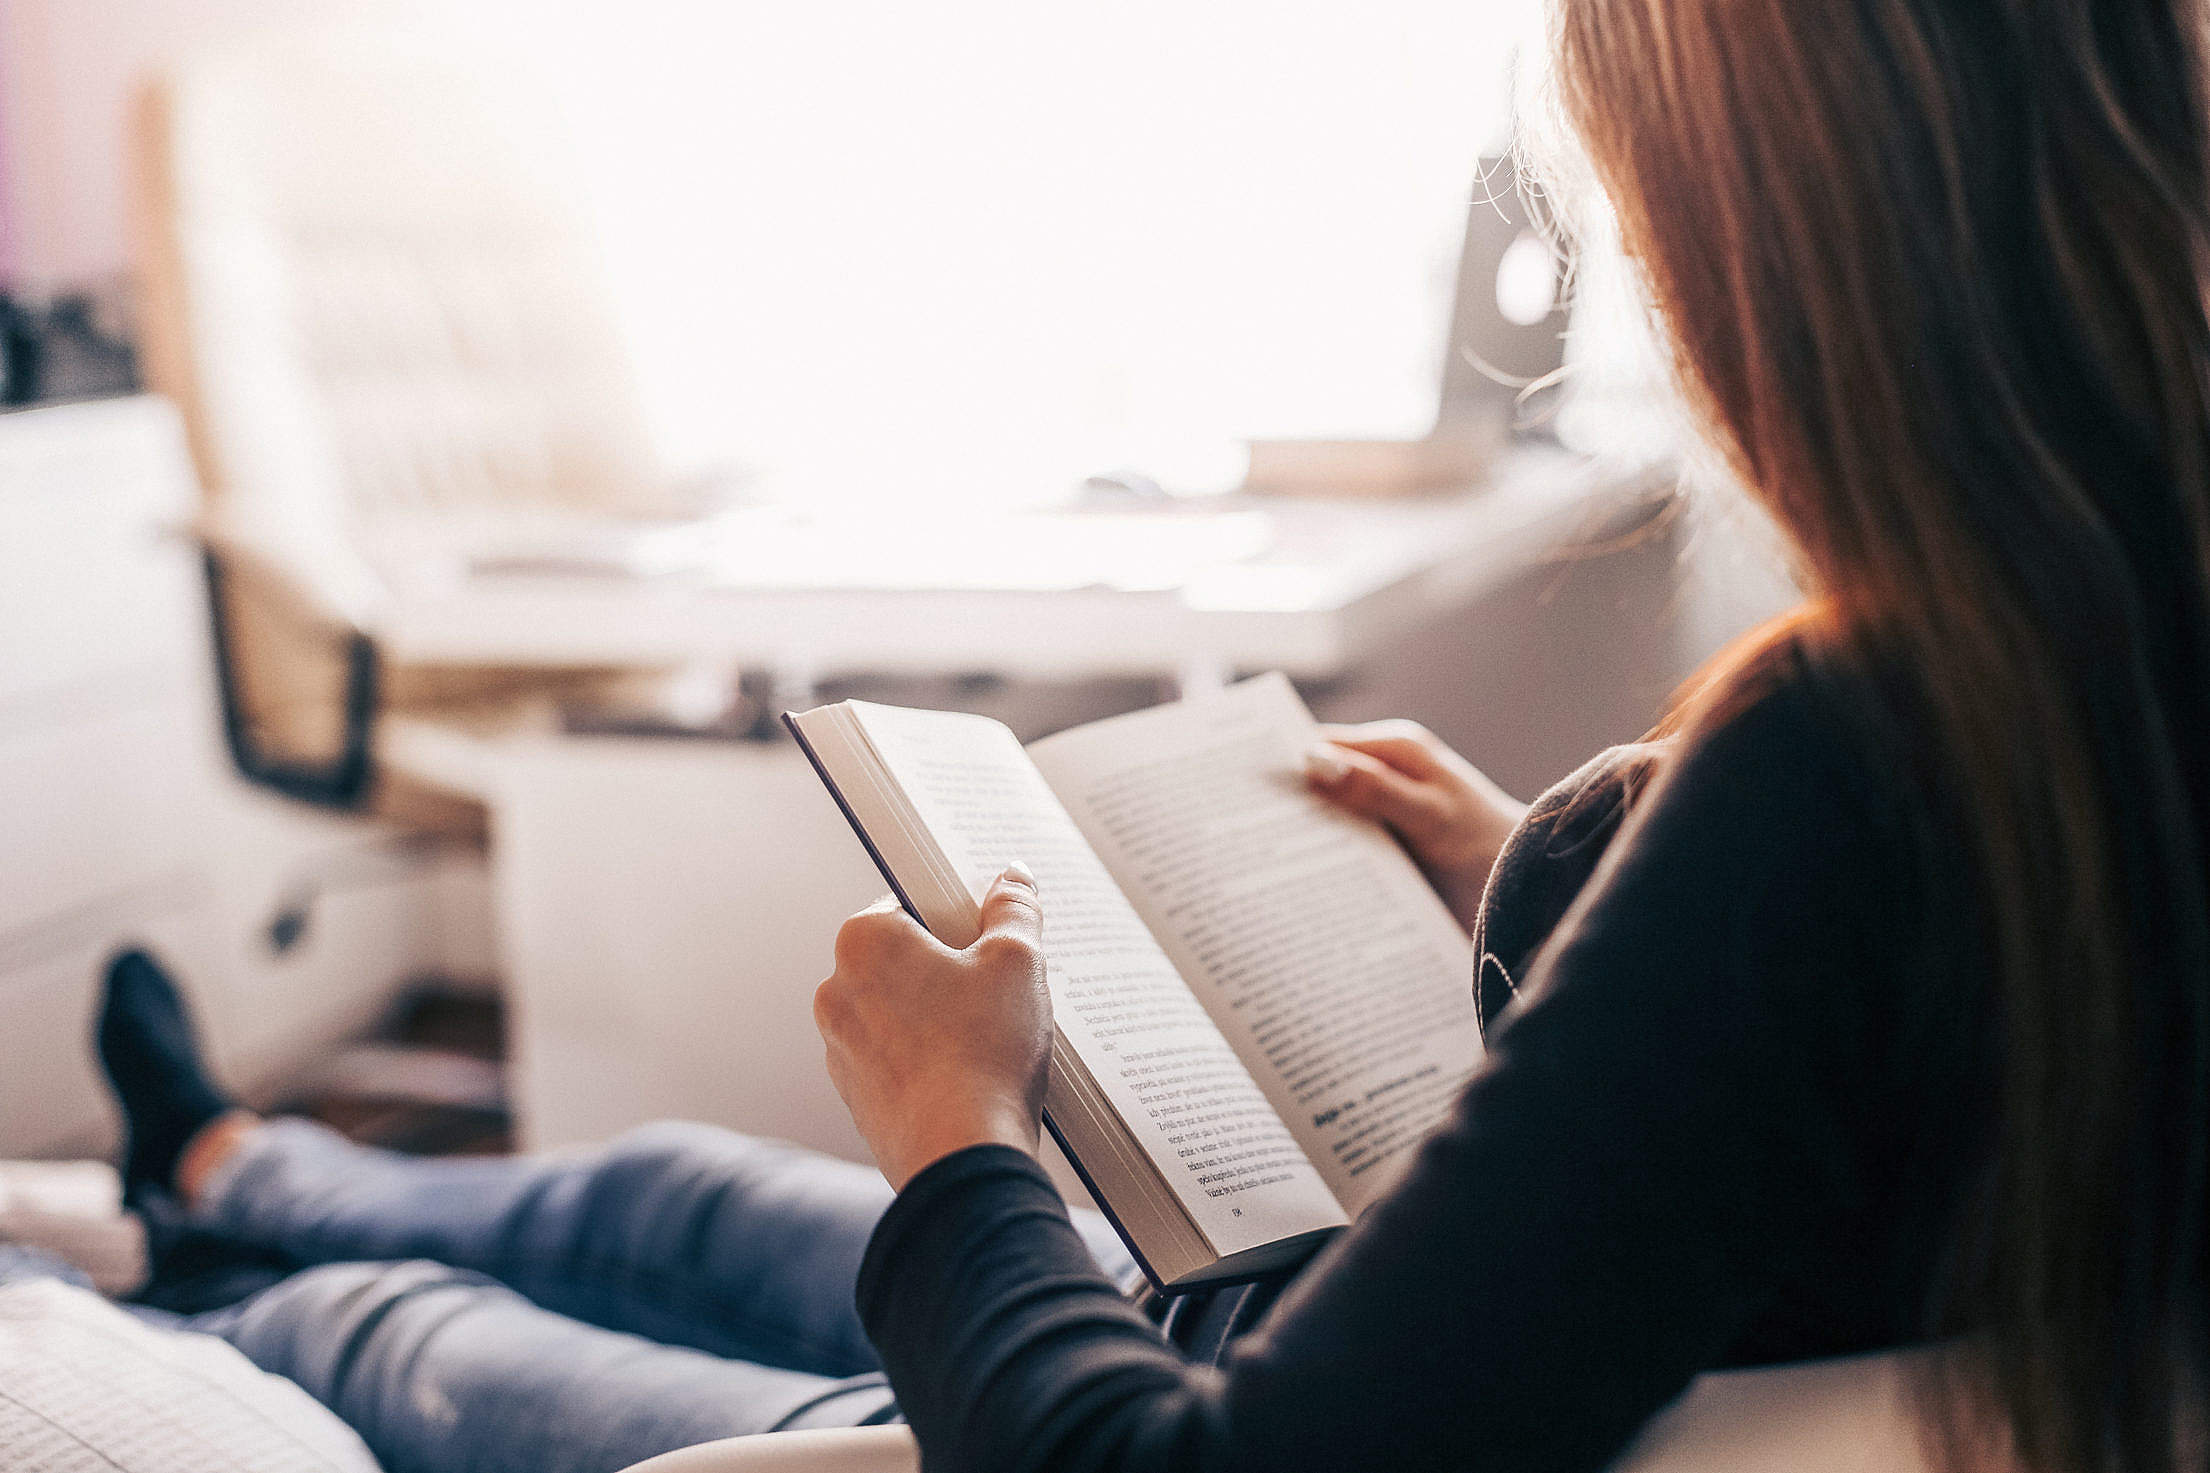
[0,0,1794,1176]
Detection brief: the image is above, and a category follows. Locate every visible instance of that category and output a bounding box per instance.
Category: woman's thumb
[976,861,1044,951]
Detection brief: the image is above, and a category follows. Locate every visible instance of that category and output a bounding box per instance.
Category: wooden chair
[132,22,698,831]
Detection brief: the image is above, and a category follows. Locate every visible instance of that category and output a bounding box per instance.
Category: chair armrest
[198,534,382,808]
[194,519,372,634]
[620,1427,918,1473]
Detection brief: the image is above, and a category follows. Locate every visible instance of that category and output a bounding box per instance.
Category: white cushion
[0,1277,382,1472]
[620,1350,1965,1473]
[1615,1351,1943,1472]
[0,1161,146,1298]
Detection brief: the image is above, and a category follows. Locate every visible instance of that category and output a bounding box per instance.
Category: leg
[103,947,1139,1371]
[164,1260,897,1473]
[198,1119,895,1374]
[98,952,900,1372]
[199,1119,1140,1372]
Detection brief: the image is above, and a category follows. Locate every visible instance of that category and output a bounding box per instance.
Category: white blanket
[0,1277,380,1472]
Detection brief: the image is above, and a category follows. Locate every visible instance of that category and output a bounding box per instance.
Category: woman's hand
[1306,721,1527,932]
[815,865,1054,1190]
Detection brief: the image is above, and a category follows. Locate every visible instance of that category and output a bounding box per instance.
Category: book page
[843,701,1350,1251]
[1032,674,1481,1215]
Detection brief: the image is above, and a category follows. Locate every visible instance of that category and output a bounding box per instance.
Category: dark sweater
[856,665,1992,1473]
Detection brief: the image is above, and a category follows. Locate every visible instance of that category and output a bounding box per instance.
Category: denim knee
[601,1120,793,1175]
[195,1258,497,1406]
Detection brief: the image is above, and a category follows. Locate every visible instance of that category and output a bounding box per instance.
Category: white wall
[0,0,399,284]
[0,0,1533,481]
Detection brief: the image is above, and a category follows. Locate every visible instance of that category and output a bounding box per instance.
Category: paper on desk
[695,508,1275,593]
[406,504,1273,596]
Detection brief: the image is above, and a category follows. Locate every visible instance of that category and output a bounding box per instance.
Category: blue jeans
[136,1119,1136,1473]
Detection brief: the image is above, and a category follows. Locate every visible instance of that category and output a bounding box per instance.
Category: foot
[96,949,238,1201]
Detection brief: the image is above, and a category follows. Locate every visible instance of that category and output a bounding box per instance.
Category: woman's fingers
[1306,741,1455,844]
[1308,717,1527,934]
[1316,720,1450,778]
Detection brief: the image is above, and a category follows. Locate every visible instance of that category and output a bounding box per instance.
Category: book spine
[782,712,928,928]
[1038,1104,1173,1297]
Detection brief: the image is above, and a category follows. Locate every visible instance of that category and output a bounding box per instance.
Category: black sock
[96,949,234,1198]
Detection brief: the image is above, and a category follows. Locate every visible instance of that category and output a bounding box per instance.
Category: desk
[370,446,1658,693]
[489,734,882,1162]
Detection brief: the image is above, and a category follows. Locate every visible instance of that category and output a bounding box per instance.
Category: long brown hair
[1545,2,2210,1469]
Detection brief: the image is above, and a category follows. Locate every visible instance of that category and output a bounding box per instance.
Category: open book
[786,674,1481,1291]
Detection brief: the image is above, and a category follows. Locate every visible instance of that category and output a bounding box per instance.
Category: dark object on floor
[96,949,236,1200]
[275,986,512,1158]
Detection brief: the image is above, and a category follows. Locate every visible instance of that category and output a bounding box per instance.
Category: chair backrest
[133,22,673,604]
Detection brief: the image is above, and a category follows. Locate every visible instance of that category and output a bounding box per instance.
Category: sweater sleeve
[857,682,1929,1473]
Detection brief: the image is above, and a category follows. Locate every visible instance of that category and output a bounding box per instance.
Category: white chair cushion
[152,23,672,546]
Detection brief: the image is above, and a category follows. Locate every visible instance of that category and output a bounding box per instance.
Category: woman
[815,3,2210,1471]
